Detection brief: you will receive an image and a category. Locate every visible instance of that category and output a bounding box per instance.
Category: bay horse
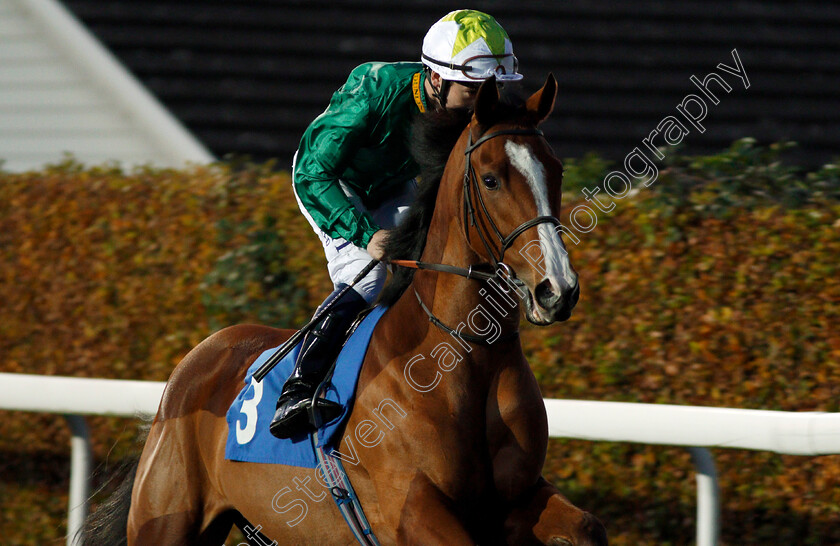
[83,75,607,546]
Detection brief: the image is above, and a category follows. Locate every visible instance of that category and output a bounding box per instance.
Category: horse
[82,74,607,546]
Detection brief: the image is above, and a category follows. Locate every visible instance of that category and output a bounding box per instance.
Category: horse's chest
[407,400,499,487]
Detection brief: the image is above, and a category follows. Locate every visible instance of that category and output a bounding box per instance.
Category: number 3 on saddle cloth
[225,306,388,467]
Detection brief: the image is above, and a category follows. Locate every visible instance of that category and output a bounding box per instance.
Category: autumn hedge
[1,142,838,545]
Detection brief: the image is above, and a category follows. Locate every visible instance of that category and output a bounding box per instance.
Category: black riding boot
[269,285,368,439]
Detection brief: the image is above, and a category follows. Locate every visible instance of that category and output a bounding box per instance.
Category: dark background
[64,0,840,168]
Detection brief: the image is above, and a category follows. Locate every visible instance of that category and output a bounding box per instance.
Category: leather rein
[390,124,563,345]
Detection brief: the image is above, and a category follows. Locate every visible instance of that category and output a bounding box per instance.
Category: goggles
[422,53,521,82]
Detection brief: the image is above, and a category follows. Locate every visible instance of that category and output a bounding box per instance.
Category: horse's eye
[482,175,500,191]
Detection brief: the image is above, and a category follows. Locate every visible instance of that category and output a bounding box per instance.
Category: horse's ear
[474,75,499,127]
[526,73,558,125]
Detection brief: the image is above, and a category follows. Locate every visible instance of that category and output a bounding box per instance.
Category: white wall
[0,0,213,171]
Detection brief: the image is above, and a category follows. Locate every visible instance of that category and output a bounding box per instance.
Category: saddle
[224,306,387,467]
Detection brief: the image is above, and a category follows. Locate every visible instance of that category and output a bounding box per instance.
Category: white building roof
[0,0,214,171]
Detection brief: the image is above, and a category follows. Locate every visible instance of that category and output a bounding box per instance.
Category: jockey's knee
[353,270,386,303]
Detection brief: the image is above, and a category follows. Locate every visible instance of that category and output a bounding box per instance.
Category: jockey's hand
[366,229,388,261]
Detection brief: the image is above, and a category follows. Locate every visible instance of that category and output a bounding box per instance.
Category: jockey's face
[446,81,481,109]
[427,71,480,110]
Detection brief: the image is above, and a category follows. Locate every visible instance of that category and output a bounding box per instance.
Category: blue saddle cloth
[224,305,388,468]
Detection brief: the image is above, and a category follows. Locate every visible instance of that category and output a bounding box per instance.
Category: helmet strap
[424,67,450,111]
[437,79,451,110]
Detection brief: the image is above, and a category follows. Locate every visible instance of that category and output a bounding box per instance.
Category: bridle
[461,126,563,268]
[391,123,564,345]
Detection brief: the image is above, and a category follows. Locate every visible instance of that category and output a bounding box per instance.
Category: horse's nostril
[535,279,555,303]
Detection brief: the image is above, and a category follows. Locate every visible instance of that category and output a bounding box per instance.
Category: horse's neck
[412,206,521,347]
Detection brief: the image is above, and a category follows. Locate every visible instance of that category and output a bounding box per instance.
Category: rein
[388,259,496,281]
[391,124,561,345]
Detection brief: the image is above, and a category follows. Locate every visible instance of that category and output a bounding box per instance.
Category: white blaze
[505,141,576,288]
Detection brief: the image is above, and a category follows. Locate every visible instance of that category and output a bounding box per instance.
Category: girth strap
[312,431,380,546]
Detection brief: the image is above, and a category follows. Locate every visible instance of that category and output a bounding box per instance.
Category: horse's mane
[378,90,528,307]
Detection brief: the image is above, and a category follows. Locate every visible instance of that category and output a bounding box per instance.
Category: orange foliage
[1,161,838,544]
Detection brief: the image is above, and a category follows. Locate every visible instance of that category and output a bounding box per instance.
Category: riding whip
[253,259,379,383]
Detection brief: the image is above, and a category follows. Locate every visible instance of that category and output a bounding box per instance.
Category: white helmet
[422,10,523,83]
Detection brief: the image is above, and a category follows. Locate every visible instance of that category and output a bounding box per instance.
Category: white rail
[1,373,163,546]
[544,399,840,545]
[1,373,838,545]
[0,373,164,417]
[544,399,840,456]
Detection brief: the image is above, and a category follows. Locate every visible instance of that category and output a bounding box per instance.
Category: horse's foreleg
[395,473,476,545]
[503,478,607,546]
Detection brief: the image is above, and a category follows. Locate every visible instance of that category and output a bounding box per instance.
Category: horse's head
[459,75,579,325]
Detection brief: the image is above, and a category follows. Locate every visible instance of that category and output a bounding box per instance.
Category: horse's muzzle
[534,276,580,322]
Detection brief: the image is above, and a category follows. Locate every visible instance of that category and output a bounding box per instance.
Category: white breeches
[292,155,417,304]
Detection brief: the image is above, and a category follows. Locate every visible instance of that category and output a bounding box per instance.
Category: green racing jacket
[294,61,429,248]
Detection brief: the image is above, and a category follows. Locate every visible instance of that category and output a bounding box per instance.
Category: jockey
[270,9,523,439]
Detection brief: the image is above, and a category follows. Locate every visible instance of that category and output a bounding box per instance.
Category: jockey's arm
[294,74,382,249]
